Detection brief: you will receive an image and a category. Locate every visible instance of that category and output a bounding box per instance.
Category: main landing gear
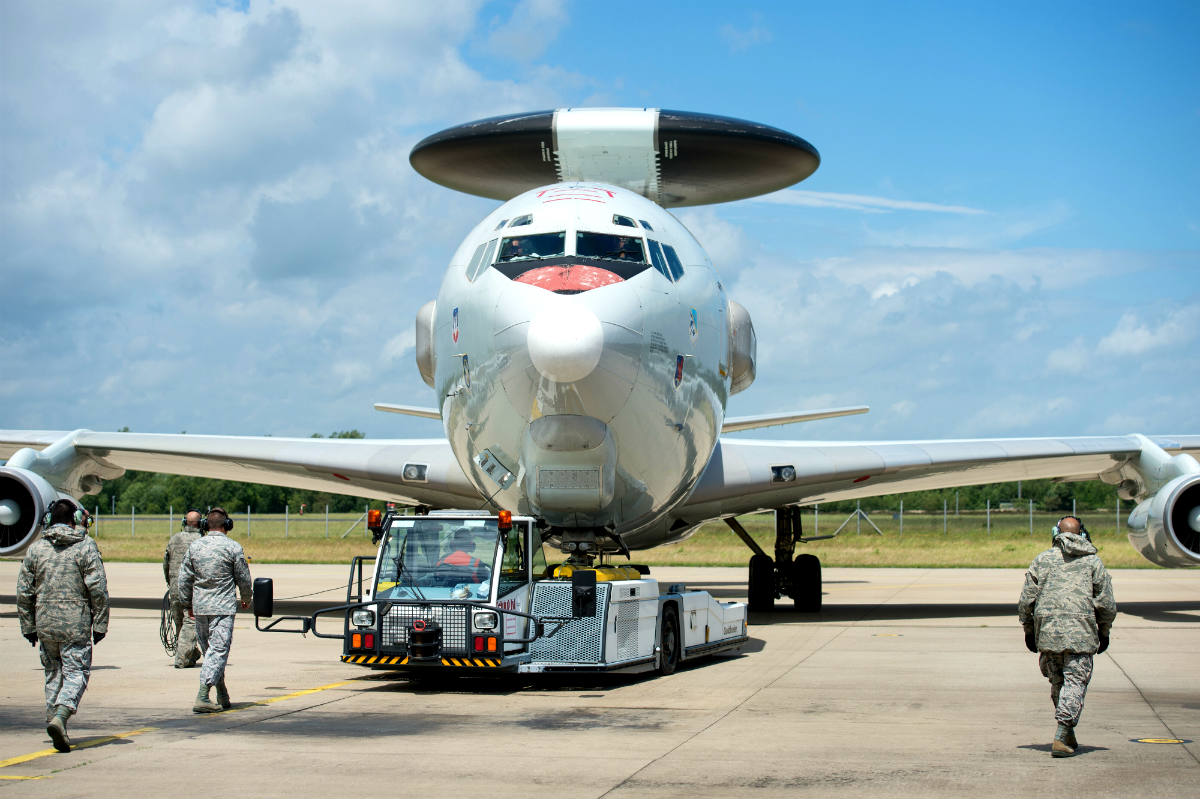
[725,507,830,613]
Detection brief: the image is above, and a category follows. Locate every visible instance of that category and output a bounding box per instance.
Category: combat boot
[1051,723,1076,757]
[215,680,232,710]
[46,705,71,753]
[193,684,223,713]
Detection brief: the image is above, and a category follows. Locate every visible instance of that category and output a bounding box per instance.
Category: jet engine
[727,300,756,395]
[1127,473,1200,567]
[0,467,60,557]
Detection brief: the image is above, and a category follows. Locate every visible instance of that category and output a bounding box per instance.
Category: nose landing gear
[725,507,831,613]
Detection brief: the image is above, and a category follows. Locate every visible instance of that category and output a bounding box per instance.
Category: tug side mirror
[571,570,596,618]
[253,577,274,618]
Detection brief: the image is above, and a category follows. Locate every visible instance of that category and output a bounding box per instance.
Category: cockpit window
[498,232,565,262]
[612,214,636,228]
[647,239,672,281]
[576,232,646,262]
[639,219,654,231]
[494,219,508,230]
[509,214,532,227]
[661,242,685,280]
[467,238,499,281]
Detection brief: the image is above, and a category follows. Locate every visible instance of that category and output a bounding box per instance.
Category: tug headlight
[352,609,376,627]
[473,611,498,631]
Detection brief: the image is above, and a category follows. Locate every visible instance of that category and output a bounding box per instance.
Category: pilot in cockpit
[613,236,640,260]
[500,238,526,261]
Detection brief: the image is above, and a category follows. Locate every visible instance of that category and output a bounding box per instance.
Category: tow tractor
[253,510,748,675]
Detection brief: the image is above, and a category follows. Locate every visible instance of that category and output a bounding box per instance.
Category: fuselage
[427,183,733,547]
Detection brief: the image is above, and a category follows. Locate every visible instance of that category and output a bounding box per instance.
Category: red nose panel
[514,264,624,293]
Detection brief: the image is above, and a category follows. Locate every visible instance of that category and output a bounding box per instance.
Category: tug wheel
[658,607,680,676]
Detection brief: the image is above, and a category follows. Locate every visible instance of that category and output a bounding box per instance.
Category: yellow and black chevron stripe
[341,654,502,668]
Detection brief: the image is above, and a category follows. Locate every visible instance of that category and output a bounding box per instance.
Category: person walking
[164,509,204,667]
[1018,515,1117,757]
[177,507,252,713]
[16,499,109,752]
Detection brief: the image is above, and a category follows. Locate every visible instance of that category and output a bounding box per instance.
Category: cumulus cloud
[1097,307,1200,356]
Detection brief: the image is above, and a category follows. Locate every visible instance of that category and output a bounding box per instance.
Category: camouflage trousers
[40,639,92,714]
[1039,651,1094,727]
[170,599,202,667]
[195,614,235,688]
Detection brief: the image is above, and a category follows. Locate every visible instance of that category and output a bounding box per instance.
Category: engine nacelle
[415,299,437,388]
[1127,473,1200,568]
[0,467,61,557]
[727,300,756,396]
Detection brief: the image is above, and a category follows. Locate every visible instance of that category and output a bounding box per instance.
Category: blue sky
[2,0,1197,443]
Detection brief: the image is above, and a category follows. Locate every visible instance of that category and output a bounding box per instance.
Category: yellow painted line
[239,679,357,710]
[0,775,47,780]
[0,727,155,770]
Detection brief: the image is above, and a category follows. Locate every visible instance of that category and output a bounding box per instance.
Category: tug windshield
[375,518,499,600]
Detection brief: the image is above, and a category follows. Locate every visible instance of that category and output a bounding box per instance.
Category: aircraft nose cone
[527,303,603,383]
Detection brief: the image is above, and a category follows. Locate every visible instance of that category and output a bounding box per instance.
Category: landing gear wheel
[657,608,680,676]
[748,553,774,613]
[791,553,822,612]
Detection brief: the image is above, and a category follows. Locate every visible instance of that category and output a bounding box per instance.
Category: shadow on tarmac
[1017,743,1110,756]
[749,600,1200,624]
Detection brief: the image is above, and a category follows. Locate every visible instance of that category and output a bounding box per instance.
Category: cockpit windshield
[498,232,565,262]
[576,232,646,262]
[375,517,499,601]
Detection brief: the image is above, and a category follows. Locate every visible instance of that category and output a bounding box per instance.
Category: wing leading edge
[0,430,482,509]
[682,434,1200,520]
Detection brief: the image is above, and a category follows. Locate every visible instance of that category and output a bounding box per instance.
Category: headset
[200,506,234,532]
[1052,515,1090,542]
[182,507,203,531]
[42,499,92,529]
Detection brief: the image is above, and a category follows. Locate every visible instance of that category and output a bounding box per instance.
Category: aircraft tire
[657,606,680,676]
[748,553,774,613]
[791,553,822,612]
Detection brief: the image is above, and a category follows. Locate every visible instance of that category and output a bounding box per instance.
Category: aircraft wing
[682,434,1200,520]
[0,429,484,509]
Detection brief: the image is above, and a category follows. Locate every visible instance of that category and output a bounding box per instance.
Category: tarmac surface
[1,561,1197,798]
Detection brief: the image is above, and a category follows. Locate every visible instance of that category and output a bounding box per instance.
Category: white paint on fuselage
[431,183,730,546]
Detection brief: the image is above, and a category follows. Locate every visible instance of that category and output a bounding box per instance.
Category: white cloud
[483,0,569,62]
[1045,338,1091,375]
[720,15,773,53]
[757,189,986,215]
[1097,307,1200,356]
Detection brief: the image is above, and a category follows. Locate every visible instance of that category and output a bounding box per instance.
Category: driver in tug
[436,528,489,583]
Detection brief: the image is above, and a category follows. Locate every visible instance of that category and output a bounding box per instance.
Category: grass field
[85,509,1156,569]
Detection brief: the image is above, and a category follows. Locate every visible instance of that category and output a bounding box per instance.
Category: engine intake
[1127,473,1200,568]
[0,467,59,557]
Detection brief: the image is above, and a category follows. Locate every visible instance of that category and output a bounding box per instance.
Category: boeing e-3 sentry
[2,108,1199,613]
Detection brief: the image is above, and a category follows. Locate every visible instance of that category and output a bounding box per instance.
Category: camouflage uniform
[16,523,109,717]
[178,530,251,689]
[1018,532,1117,729]
[164,526,203,667]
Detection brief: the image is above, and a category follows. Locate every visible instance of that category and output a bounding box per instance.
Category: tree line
[75,427,1130,516]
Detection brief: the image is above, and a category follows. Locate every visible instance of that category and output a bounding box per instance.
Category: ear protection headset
[200,507,234,532]
[183,508,202,530]
[42,499,91,529]
[1052,515,1090,541]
